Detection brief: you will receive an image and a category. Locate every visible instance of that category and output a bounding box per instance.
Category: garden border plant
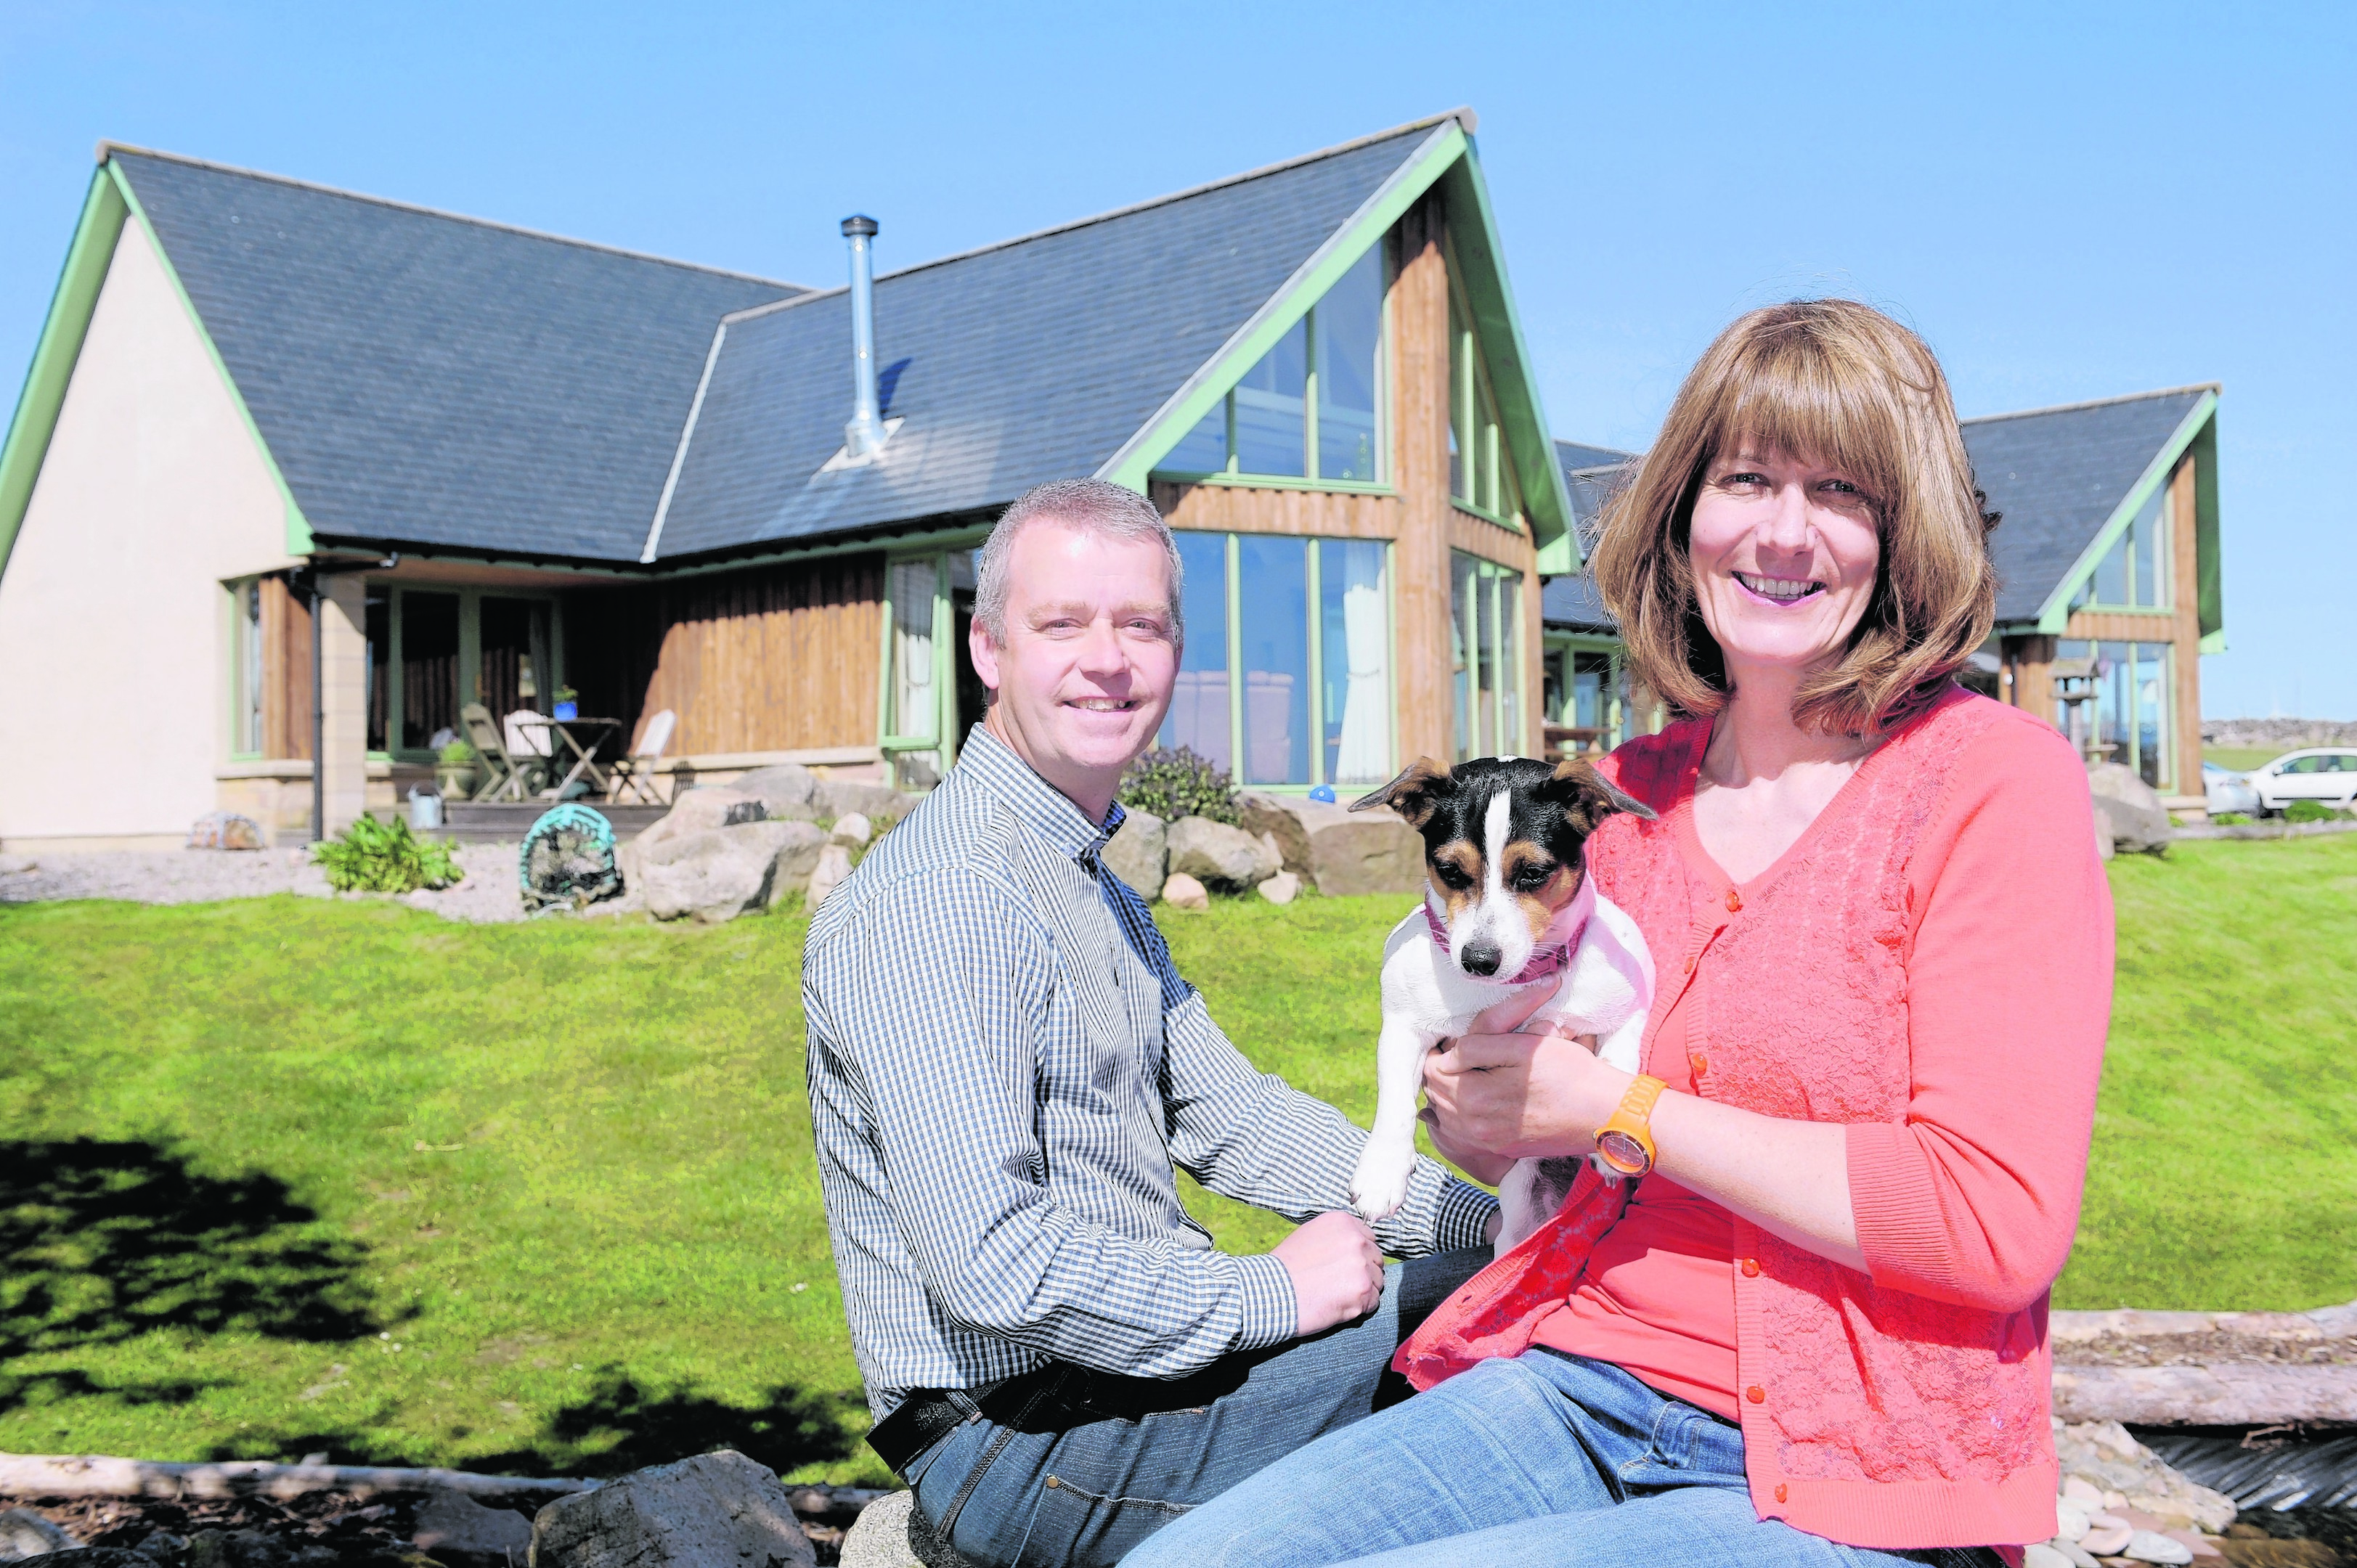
[311,815,464,894]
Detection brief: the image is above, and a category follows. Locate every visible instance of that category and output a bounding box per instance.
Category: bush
[1119,746,1239,825]
[2285,799,2337,825]
[2211,812,2253,826]
[437,739,476,765]
[312,814,463,893]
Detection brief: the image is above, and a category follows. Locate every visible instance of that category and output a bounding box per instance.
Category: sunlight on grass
[1,835,2348,1471]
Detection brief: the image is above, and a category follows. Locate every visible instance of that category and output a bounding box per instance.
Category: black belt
[868,1355,1247,1479]
[868,1368,1049,1479]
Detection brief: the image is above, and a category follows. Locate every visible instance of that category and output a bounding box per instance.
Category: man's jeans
[1120,1349,2007,1568]
[903,1249,1489,1568]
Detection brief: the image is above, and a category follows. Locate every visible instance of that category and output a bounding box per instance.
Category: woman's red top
[1397,689,2114,1553]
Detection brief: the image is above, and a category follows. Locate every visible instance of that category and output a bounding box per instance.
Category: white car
[2248,748,2357,814]
[2202,762,2260,817]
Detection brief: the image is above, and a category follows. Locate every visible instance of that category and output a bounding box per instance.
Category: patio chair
[460,703,545,802]
[607,709,677,806]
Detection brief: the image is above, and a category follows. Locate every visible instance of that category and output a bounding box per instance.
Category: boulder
[815,776,918,822]
[807,844,855,910]
[831,812,874,847]
[410,1489,533,1564]
[1166,817,1281,891]
[638,821,827,923]
[1101,809,1168,896]
[1161,873,1210,910]
[187,811,264,852]
[529,1450,815,1568]
[836,1489,974,1568]
[1258,870,1301,905]
[2088,764,2172,854]
[1240,794,1423,897]
[1,1506,75,1556]
[731,764,821,817]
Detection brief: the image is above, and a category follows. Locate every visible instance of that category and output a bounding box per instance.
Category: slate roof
[647,123,1446,560]
[109,149,802,560]
[1961,386,2213,624]
[1542,438,1632,631]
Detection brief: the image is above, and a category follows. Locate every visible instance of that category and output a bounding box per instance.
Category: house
[1538,388,2224,811]
[0,110,1576,849]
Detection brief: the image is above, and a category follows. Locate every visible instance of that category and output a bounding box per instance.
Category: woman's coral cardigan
[1396,688,2114,1552]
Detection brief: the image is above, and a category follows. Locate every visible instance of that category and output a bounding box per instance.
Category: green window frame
[1152,242,1392,493]
[1157,531,1397,792]
[2053,637,2174,791]
[1542,634,1629,753]
[227,576,264,760]
[878,544,982,790]
[1451,552,1524,762]
[2069,470,2176,615]
[1446,249,1523,529]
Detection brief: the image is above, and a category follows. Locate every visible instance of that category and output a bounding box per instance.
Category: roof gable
[648,124,1445,560]
[110,150,800,562]
[1963,386,2214,624]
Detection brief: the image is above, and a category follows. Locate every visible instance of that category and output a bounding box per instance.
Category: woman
[1124,300,2112,1567]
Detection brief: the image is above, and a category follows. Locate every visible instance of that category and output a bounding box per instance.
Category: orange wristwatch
[1593,1074,1667,1178]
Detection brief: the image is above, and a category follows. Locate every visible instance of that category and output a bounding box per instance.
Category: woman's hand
[1422,989,1628,1165]
[1416,1103,1515,1188]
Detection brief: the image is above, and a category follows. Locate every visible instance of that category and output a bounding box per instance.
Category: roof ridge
[95,140,812,292]
[1961,382,2220,425]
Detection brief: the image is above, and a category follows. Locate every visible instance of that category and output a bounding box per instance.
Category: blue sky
[4,1,2350,716]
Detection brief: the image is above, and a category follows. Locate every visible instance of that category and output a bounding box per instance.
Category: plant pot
[436,763,478,799]
[553,701,579,721]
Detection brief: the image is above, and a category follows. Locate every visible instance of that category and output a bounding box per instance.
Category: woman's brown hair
[1589,299,1998,737]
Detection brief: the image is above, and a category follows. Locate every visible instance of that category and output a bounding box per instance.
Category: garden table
[521,716,626,799]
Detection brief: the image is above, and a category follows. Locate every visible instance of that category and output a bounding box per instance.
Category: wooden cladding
[566,554,883,756]
[258,574,313,761]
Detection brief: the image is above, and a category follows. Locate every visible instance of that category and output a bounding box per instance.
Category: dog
[1346,755,1658,1257]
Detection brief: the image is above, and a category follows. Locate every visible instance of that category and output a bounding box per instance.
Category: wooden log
[0,1452,594,1502]
[2051,1363,2357,1426]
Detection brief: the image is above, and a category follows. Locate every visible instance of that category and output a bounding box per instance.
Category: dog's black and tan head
[1351,756,1656,980]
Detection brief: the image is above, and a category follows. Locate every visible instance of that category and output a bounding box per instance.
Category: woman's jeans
[903,1249,1489,1568]
[1120,1349,2006,1568]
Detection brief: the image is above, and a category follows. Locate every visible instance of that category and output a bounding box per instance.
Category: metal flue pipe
[840,215,886,461]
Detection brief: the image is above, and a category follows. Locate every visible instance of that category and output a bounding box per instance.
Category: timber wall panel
[259,574,313,761]
[2170,456,2204,786]
[1391,192,1455,767]
[567,554,884,756]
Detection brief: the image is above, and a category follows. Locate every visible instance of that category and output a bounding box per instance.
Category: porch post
[318,575,369,834]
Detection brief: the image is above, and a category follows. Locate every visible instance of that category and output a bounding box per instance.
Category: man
[802,479,1498,1567]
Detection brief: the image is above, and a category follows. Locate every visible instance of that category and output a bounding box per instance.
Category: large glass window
[477,597,552,718]
[2071,480,2174,611]
[365,589,389,754]
[1543,643,1624,754]
[1157,531,1391,788]
[1157,242,1386,486]
[1451,553,1523,761]
[232,579,264,756]
[2053,637,2172,790]
[1449,282,1516,522]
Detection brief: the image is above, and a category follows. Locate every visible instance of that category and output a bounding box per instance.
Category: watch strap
[1594,1074,1667,1177]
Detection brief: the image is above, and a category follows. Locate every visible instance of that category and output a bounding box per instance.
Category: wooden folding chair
[607,709,677,806]
[460,703,544,802]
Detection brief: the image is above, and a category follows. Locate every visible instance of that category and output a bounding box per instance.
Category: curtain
[1334,544,1390,785]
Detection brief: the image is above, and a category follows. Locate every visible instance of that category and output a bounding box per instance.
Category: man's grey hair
[972,478,1184,647]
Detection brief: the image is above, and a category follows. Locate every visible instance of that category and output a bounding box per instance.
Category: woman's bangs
[1706,340,1905,510]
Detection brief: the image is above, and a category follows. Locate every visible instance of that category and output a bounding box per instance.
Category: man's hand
[1424,1029,1622,1161]
[1271,1210,1384,1337]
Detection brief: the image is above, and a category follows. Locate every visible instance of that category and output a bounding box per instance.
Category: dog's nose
[1461,940,1502,977]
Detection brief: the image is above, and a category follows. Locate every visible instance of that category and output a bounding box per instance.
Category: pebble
[1258,870,1301,905]
[1161,872,1209,910]
[831,812,873,847]
[2064,1478,2106,1508]
[2123,1530,2193,1565]
[2083,1527,2133,1557]
[2027,1546,2074,1568]
[2056,1502,2090,1541]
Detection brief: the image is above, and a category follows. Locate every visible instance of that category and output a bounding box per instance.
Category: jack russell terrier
[1347,755,1657,1257]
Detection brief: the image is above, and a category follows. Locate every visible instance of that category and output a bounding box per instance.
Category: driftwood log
[2048,1298,2357,1425]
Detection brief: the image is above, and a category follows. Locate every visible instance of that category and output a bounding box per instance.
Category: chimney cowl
[841,214,879,238]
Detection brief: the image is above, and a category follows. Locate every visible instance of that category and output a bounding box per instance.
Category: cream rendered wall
[0,219,296,847]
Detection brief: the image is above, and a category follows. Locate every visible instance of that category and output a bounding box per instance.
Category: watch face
[1596,1130,1650,1176]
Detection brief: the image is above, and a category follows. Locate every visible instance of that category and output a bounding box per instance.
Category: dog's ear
[1351,757,1456,828]
[1541,757,1658,831]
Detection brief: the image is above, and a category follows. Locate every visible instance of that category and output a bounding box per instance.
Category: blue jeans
[904,1249,1491,1568]
[1120,1349,2005,1567]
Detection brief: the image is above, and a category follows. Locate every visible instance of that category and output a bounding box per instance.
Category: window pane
[1237,536,1310,784]
[1319,539,1390,785]
[1161,532,1232,775]
[2132,488,2167,608]
[240,581,263,754]
[1450,553,1476,761]
[1234,319,1308,477]
[365,590,389,753]
[479,597,550,719]
[890,558,938,739]
[2098,641,2132,768]
[1449,296,1470,502]
[400,591,460,751]
[1163,401,1228,474]
[2136,644,2168,789]
[1316,246,1383,482]
[2093,531,2129,605]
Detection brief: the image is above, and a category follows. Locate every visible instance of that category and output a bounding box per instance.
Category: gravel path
[0,843,550,925]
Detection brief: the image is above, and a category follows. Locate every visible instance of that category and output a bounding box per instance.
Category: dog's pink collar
[1422,901,1580,987]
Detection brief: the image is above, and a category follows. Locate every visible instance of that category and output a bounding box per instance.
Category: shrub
[2211,812,2253,826]
[312,814,463,894]
[437,739,476,765]
[2285,799,2336,825]
[1119,746,1239,825]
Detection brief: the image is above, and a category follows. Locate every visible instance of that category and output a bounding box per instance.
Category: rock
[2064,1477,2106,1508]
[2096,813,2117,860]
[836,1488,974,1568]
[1240,793,1424,897]
[2052,1543,2101,1568]
[1166,816,1280,891]
[2058,1501,2091,1541]
[185,1529,347,1566]
[410,1488,533,1564]
[831,812,874,847]
[2083,1526,2133,1557]
[187,811,264,851]
[28,1553,156,1567]
[731,764,821,816]
[529,1450,815,1568]
[1236,793,1314,873]
[2125,1529,2194,1564]
[1258,870,1301,905]
[638,820,827,923]
[2088,763,2172,854]
[2027,1545,2075,1568]
[1101,809,1168,896]
[815,777,916,822]
[807,844,855,910]
[1,1506,76,1556]
[0,854,35,875]
[626,788,773,889]
[1161,873,1209,910]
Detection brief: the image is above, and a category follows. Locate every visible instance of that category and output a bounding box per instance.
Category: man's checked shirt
[802,725,1498,1420]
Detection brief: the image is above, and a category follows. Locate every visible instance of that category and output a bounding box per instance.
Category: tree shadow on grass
[1,1138,381,1414]
[483,1367,863,1478]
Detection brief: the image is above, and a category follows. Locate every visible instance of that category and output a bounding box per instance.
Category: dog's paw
[1587,1151,1624,1187]
[1350,1144,1417,1222]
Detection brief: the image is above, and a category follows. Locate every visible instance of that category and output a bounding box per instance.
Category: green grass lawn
[1,835,2351,1475]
